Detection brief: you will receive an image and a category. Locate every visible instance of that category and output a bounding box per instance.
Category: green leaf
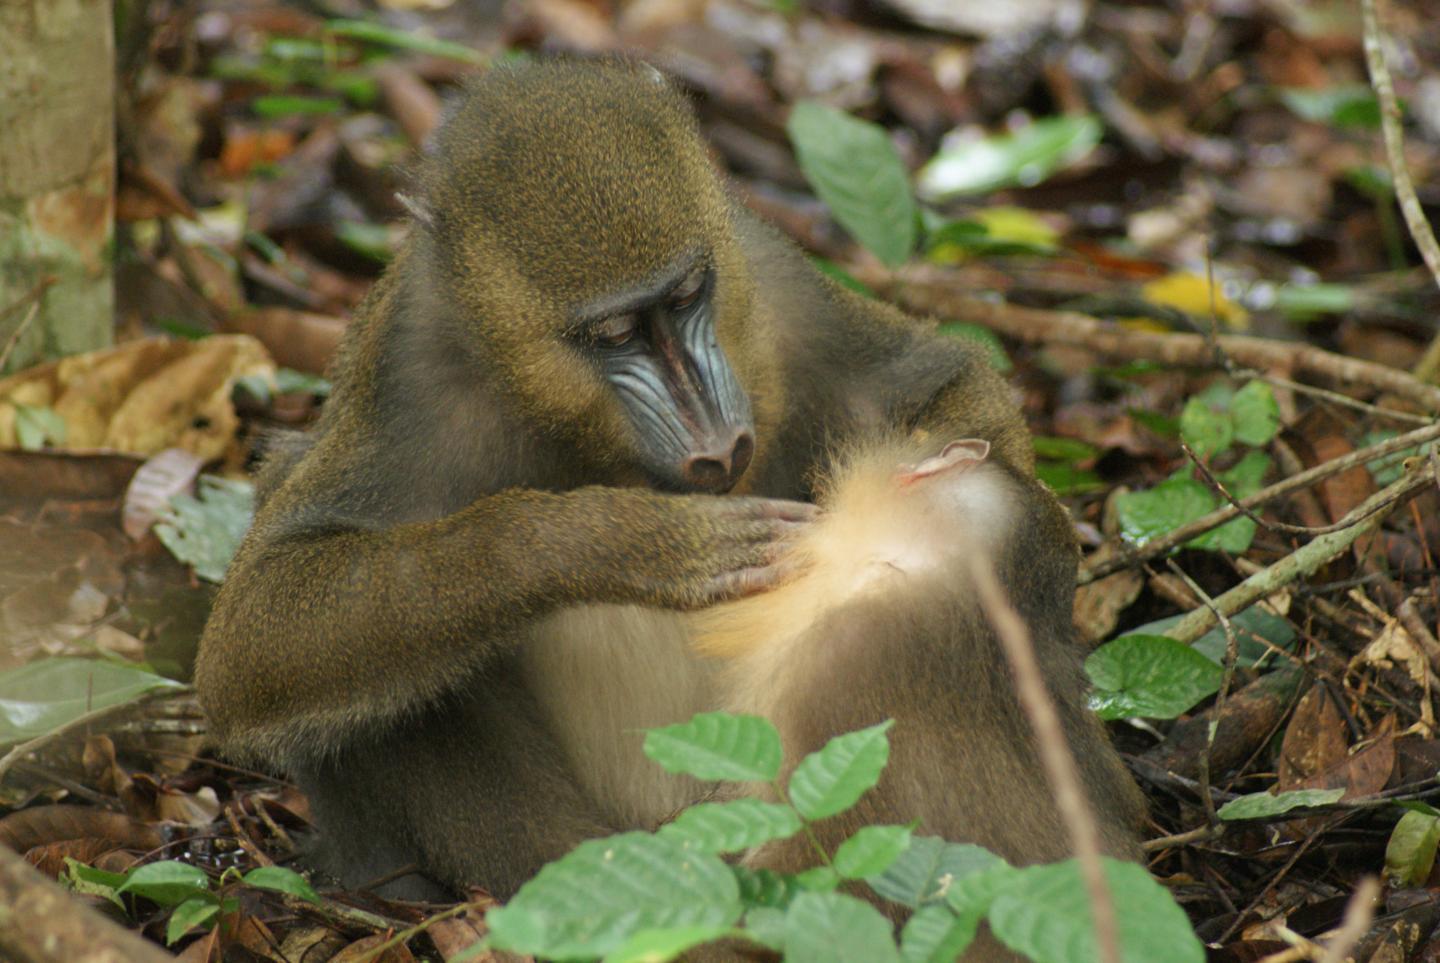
[733,866,800,910]
[1218,449,1272,495]
[783,892,900,963]
[1230,382,1281,446]
[943,860,1020,918]
[1217,788,1345,820]
[917,115,1102,201]
[241,866,320,903]
[1086,634,1223,720]
[251,95,343,118]
[13,403,66,450]
[486,833,741,960]
[743,906,788,951]
[117,861,213,908]
[336,220,395,263]
[988,859,1204,963]
[324,19,486,63]
[0,658,183,744]
[1278,85,1382,129]
[788,720,893,821]
[63,858,127,907]
[643,713,782,782]
[658,799,802,854]
[1036,462,1104,496]
[899,904,979,963]
[1179,397,1234,459]
[154,475,255,583]
[936,322,1012,372]
[1114,476,1215,547]
[166,895,221,944]
[787,102,918,267]
[1185,607,1297,667]
[1032,436,1098,462]
[834,825,912,880]
[794,865,841,891]
[870,837,1003,909]
[1274,282,1356,321]
[274,368,332,397]
[1385,810,1440,886]
[1360,429,1427,486]
[602,924,737,963]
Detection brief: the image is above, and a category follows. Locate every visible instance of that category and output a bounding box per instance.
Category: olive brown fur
[195,58,1143,924]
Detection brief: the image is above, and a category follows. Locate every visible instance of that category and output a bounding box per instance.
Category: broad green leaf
[1036,462,1104,496]
[1217,450,1272,495]
[1114,475,1215,547]
[989,859,1203,963]
[733,866,800,910]
[917,115,1102,201]
[870,837,1002,909]
[643,713,782,782]
[63,858,126,907]
[13,403,66,450]
[1360,429,1428,486]
[1385,810,1440,886]
[155,475,255,583]
[1184,515,1256,555]
[1217,788,1345,821]
[783,892,900,963]
[787,102,918,267]
[834,825,912,880]
[0,658,183,744]
[1185,607,1296,667]
[166,895,220,944]
[1278,85,1382,129]
[324,19,486,63]
[241,866,320,903]
[743,906,788,951]
[900,904,979,963]
[274,368,333,397]
[1397,801,1440,817]
[794,865,841,891]
[602,924,737,963]
[337,221,395,263]
[1185,450,1272,554]
[1179,397,1234,459]
[251,95,343,118]
[936,323,1011,372]
[117,861,213,908]
[658,799,802,854]
[1231,382,1281,446]
[1086,634,1223,720]
[486,833,741,960]
[943,860,1020,918]
[788,720,893,821]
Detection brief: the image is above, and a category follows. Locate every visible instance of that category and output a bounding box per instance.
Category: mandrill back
[692,439,1146,874]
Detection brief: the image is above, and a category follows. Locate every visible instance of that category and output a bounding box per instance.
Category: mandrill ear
[396,192,437,232]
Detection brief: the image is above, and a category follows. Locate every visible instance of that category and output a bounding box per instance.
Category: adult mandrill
[195,58,1144,909]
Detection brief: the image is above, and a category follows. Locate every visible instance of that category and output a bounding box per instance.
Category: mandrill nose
[681,428,755,493]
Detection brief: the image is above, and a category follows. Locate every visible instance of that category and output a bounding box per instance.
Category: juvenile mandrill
[196,58,1144,910]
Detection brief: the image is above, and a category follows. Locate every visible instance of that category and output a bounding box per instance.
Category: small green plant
[483,712,1202,963]
[1114,379,1281,555]
[63,857,319,944]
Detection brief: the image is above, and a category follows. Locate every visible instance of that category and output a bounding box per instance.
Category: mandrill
[195,57,1144,912]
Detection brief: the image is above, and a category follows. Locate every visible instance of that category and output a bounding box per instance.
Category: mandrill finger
[725,497,820,523]
[701,563,791,602]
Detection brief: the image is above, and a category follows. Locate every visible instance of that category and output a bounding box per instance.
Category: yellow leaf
[1141,272,1249,330]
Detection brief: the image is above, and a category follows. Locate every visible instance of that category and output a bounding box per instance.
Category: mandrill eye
[591,313,640,348]
[669,267,706,311]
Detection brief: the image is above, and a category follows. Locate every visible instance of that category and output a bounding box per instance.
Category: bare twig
[0,277,56,372]
[1083,421,1440,582]
[862,285,1440,411]
[1317,876,1380,963]
[963,551,1120,963]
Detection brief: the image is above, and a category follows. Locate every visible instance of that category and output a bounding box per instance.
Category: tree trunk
[0,0,115,374]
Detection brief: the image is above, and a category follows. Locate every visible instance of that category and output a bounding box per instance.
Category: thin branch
[1166,464,1434,644]
[1083,420,1440,582]
[963,551,1121,963]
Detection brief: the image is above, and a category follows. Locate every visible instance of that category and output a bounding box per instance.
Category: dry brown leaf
[331,932,418,963]
[1277,683,1349,790]
[0,804,164,854]
[0,336,273,461]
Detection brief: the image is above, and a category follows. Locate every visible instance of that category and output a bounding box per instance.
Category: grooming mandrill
[195,58,1143,909]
